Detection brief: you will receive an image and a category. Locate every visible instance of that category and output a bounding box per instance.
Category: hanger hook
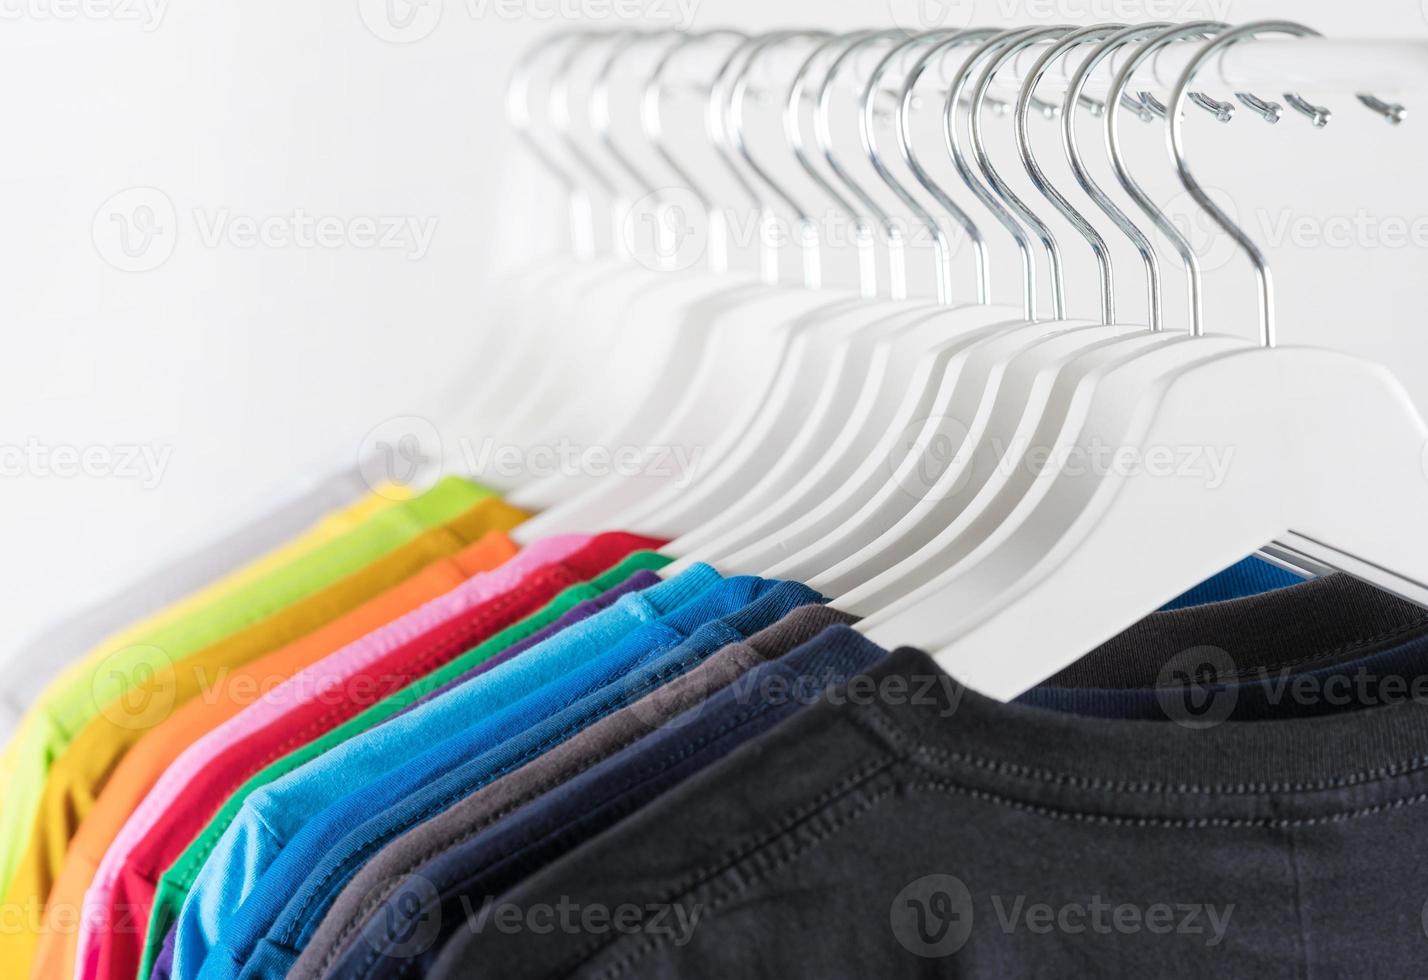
[972,25,1080,321]
[1016,24,1135,325]
[644,29,750,274]
[507,30,599,256]
[1107,21,1239,337]
[788,31,882,298]
[729,30,834,289]
[1166,20,1408,347]
[863,30,986,307]
[1062,22,1178,331]
[593,30,687,204]
[897,32,1003,307]
[944,29,1043,321]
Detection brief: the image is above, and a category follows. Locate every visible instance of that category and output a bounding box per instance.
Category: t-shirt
[0,476,483,898]
[171,553,704,980]
[327,611,878,980]
[0,467,380,746]
[86,533,660,980]
[136,556,667,980]
[430,640,1428,979]
[229,581,823,980]
[1020,573,1428,721]
[293,603,859,980]
[25,517,523,980]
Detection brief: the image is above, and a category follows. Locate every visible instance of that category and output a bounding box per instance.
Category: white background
[2,0,1427,658]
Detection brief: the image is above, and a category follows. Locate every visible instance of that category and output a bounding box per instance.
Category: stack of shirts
[7,476,1428,978]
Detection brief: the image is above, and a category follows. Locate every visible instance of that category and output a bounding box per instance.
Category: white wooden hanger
[512,30,875,540]
[659,31,980,567]
[671,28,1041,572]
[726,27,1103,583]
[827,22,1267,608]
[862,21,1428,699]
[630,30,999,542]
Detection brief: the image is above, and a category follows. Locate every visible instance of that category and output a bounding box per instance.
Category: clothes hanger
[737,26,1109,585]
[510,30,878,539]
[602,29,932,539]
[821,23,1266,606]
[627,28,1025,541]
[672,28,1041,574]
[501,28,792,511]
[840,21,1264,617]
[656,29,992,568]
[861,20,1426,699]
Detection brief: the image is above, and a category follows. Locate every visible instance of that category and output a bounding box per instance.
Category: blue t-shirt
[206,577,820,980]
[341,625,889,978]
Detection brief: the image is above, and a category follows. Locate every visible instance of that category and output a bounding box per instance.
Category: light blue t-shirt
[173,563,722,980]
[214,579,819,980]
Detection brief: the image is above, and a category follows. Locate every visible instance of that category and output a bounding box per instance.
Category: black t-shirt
[430,635,1428,978]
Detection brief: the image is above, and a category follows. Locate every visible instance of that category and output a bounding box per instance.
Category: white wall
[3,0,1427,657]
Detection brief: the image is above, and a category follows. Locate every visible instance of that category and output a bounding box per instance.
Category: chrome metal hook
[593,31,686,201]
[971,24,1078,321]
[1166,20,1409,347]
[897,31,1004,307]
[643,29,750,273]
[1017,24,1128,325]
[729,30,834,288]
[1062,22,1177,332]
[946,27,1048,321]
[864,30,985,306]
[1107,21,1237,336]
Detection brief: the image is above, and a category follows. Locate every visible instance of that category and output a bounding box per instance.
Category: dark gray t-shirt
[429,641,1428,979]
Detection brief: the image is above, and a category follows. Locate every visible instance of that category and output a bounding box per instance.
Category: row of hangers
[425,20,1428,699]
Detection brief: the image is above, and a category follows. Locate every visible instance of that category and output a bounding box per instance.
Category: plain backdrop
[3,0,1427,661]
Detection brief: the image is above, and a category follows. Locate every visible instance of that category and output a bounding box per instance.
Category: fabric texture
[430,639,1428,979]
[220,578,820,980]
[199,571,771,977]
[88,533,659,980]
[1158,555,1302,610]
[0,468,378,745]
[0,480,451,900]
[167,539,676,980]
[299,604,858,980]
[136,554,668,980]
[26,506,526,980]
